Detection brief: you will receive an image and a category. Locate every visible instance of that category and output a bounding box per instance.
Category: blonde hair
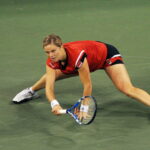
[43,34,62,48]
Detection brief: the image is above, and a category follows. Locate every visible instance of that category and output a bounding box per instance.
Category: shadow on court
[1,80,150,150]
[0,0,150,149]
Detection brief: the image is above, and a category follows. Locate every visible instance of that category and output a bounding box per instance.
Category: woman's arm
[78,58,92,97]
[46,65,56,102]
[46,65,62,114]
[78,58,92,118]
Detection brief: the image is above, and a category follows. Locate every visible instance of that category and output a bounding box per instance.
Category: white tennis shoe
[12,88,39,103]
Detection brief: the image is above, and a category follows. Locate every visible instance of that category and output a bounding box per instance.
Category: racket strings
[81,99,96,124]
[68,96,97,125]
[71,98,96,124]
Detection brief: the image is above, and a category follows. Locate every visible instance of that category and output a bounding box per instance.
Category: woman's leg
[105,64,150,106]
[32,69,77,91]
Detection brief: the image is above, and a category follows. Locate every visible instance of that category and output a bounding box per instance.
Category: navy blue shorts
[105,43,124,66]
[96,41,124,67]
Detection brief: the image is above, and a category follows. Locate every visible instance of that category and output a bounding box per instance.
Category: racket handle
[59,109,67,114]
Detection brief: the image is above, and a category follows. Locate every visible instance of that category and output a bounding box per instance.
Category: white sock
[29,87,35,94]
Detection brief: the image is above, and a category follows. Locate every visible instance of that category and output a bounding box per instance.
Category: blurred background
[0,0,150,150]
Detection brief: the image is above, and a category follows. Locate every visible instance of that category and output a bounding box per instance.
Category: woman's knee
[117,84,135,97]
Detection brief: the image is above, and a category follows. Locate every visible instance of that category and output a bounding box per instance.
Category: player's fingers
[82,112,90,119]
[53,109,63,115]
[52,109,59,115]
[79,112,83,120]
[74,108,79,115]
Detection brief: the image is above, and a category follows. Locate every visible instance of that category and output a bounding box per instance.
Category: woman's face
[44,44,64,62]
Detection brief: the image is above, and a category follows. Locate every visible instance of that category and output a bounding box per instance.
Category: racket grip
[59,109,67,114]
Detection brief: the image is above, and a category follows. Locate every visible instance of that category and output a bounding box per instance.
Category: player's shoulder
[63,41,88,54]
[63,40,97,46]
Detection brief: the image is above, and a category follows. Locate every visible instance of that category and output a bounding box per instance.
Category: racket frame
[59,96,97,125]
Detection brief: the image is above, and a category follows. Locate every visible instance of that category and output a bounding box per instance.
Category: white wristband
[80,104,89,113]
[50,99,59,108]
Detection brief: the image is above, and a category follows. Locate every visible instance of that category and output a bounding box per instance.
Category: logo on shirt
[75,50,85,69]
[49,62,55,68]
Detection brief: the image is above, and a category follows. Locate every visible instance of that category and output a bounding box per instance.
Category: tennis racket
[59,96,97,125]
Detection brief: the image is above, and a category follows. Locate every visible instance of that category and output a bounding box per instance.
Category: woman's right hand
[51,105,63,115]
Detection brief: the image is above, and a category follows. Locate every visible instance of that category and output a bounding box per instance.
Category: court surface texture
[0,0,150,150]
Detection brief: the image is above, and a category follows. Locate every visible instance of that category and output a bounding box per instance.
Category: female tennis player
[12,34,150,116]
